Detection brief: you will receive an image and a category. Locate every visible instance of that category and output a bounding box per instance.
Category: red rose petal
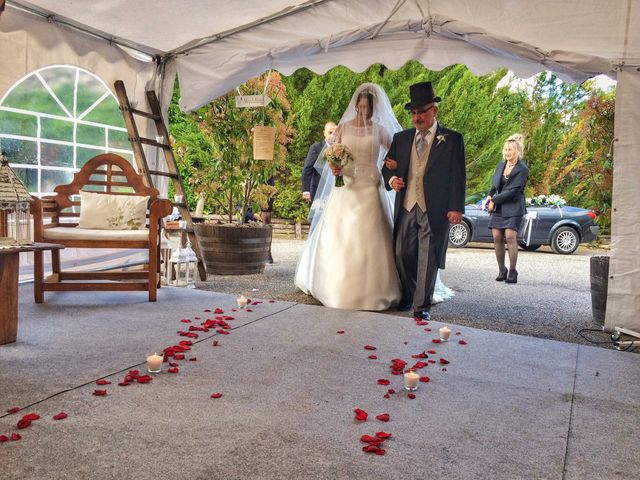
[442,368,448,371]
[129,370,139,376]
[213,340,219,346]
[362,444,381,453]
[168,367,179,374]
[269,300,275,303]
[6,407,20,414]
[136,375,153,384]
[432,339,441,344]
[96,379,111,385]
[368,355,378,360]
[337,330,345,334]
[424,328,432,332]
[52,412,68,420]
[420,376,430,383]
[375,448,386,456]
[360,435,379,444]
[383,394,390,399]
[180,319,192,323]
[387,389,396,394]
[16,418,31,429]
[458,340,467,345]
[377,379,390,385]
[0,435,8,442]
[118,382,131,387]
[439,358,450,365]
[169,362,179,367]
[216,329,230,335]
[375,413,390,422]
[376,431,392,439]
[10,433,21,441]
[189,357,197,362]
[203,309,211,312]
[428,359,436,364]
[173,354,185,360]
[364,345,377,351]
[354,408,368,421]
[427,350,437,354]
[456,331,462,335]
[408,393,416,399]
[210,393,223,399]
[93,389,107,396]
[23,413,40,421]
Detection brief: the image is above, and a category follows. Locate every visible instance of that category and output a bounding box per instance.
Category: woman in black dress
[485,134,529,284]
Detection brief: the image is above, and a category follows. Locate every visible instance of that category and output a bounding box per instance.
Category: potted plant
[174,73,294,274]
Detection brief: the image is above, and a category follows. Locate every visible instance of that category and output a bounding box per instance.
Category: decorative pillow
[78,191,149,230]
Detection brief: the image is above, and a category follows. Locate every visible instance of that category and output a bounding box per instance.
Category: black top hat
[405,81,441,110]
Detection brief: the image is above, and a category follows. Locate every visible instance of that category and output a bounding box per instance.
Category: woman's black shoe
[505,269,518,284]
[495,267,508,281]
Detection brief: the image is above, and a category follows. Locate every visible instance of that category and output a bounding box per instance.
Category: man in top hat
[382,81,466,320]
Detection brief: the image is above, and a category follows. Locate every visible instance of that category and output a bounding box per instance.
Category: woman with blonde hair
[485,134,529,284]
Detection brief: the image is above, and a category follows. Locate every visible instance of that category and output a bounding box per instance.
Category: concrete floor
[1,285,638,479]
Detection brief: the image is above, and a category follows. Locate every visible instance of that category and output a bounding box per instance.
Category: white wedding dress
[295,123,401,310]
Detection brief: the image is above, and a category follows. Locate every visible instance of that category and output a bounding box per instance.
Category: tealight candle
[439,325,451,341]
[146,352,163,373]
[403,369,420,391]
[237,295,248,309]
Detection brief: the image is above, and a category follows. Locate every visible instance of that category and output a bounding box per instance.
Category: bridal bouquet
[324,143,354,187]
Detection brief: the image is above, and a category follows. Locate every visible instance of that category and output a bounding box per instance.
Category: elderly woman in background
[485,134,529,284]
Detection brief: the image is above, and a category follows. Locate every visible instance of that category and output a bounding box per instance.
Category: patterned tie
[416,131,428,157]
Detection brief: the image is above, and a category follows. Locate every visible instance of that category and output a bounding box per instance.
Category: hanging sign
[235,95,272,108]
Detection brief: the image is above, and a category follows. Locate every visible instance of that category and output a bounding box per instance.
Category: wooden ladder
[114,80,207,281]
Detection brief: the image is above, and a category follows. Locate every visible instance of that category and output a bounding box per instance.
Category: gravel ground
[196,238,619,350]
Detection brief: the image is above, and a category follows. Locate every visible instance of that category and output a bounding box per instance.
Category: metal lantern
[168,237,198,288]
[0,152,32,246]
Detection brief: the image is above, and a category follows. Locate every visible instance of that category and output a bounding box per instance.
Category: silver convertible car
[448,201,600,254]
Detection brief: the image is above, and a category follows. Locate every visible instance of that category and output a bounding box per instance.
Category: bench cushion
[43,227,149,241]
[78,191,149,230]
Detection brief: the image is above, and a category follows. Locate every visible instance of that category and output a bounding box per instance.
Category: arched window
[0,65,133,195]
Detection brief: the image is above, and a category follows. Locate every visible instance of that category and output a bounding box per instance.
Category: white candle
[404,369,420,391]
[146,353,163,373]
[439,325,451,341]
[237,295,248,309]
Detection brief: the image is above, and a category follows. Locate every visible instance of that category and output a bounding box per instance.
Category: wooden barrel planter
[193,223,272,275]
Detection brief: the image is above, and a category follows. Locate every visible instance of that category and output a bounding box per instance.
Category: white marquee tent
[1,0,639,334]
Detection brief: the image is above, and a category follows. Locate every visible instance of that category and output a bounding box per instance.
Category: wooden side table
[0,242,63,344]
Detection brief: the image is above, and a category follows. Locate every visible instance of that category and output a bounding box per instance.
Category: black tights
[491,228,518,271]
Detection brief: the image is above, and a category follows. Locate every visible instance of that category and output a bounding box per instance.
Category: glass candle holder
[146,353,163,373]
[237,295,248,309]
[439,326,451,341]
[403,369,419,391]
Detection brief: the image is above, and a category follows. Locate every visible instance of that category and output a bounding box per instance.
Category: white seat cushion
[78,191,149,230]
[43,227,150,241]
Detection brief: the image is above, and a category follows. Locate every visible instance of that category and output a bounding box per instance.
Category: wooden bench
[30,153,172,302]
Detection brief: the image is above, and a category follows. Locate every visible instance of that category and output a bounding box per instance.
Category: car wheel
[551,226,579,254]
[519,243,541,251]
[449,221,470,248]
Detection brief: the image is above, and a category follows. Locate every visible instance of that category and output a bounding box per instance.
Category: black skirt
[488,214,523,231]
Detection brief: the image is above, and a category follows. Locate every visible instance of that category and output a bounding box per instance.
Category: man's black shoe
[413,310,431,321]
[397,303,412,312]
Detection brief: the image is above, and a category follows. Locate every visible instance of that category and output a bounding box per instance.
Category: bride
[295,83,455,311]
[294,83,402,310]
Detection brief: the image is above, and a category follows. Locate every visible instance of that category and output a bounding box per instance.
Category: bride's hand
[330,164,342,176]
[384,158,397,170]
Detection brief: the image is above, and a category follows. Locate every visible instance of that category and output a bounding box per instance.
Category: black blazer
[382,125,466,269]
[489,160,529,217]
[302,140,325,201]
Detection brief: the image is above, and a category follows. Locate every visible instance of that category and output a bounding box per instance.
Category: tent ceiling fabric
[5,0,637,109]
